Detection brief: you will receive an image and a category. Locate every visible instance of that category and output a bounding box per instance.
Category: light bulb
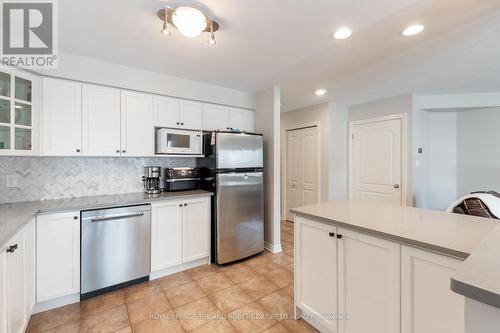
[402,24,424,36]
[208,34,216,45]
[172,7,207,38]
[333,27,352,40]
[161,22,171,36]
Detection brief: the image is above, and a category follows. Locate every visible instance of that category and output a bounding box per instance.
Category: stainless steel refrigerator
[199,132,264,264]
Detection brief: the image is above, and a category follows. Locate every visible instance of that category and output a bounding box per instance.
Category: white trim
[150,257,210,281]
[33,293,80,314]
[265,241,283,254]
[348,113,408,205]
[281,121,322,222]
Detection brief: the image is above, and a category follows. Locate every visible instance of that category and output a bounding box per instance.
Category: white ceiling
[59,0,500,111]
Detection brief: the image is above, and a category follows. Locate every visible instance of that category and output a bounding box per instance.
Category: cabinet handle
[337,234,343,239]
[226,127,230,130]
[184,203,187,206]
[76,149,81,153]
[329,232,335,237]
[116,150,120,153]
[179,204,182,207]
[122,150,126,153]
[176,122,180,125]
[6,244,18,253]
[181,123,184,126]
[74,216,78,220]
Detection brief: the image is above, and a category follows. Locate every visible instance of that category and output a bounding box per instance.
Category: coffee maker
[143,166,161,194]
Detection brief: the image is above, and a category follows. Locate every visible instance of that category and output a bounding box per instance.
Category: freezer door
[216,171,264,263]
[216,133,263,169]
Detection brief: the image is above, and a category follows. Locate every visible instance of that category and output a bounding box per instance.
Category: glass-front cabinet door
[0,69,38,155]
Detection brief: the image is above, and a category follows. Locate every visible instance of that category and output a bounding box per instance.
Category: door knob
[394,184,400,189]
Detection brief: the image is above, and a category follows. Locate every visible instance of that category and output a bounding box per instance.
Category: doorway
[285,126,320,221]
[349,114,407,205]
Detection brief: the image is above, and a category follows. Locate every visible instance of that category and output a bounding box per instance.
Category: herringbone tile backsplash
[0,157,196,204]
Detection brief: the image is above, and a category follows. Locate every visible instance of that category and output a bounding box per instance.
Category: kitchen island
[291,199,497,333]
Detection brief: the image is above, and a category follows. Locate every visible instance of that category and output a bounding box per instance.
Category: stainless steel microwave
[155,128,202,155]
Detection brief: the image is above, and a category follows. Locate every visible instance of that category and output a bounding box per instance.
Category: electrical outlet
[6,175,18,188]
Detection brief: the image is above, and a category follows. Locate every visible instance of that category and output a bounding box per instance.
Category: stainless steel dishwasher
[81,204,151,299]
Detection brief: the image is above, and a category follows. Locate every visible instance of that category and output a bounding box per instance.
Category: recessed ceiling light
[402,24,424,36]
[333,27,352,40]
[315,89,327,96]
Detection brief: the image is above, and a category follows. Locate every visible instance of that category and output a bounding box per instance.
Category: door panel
[203,104,230,131]
[37,212,80,302]
[401,245,464,333]
[151,201,182,271]
[6,232,26,333]
[216,172,264,263]
[41,78,82,156]
[183,198,210,262]
[181,101,203,130]
[229,108,254,132]
[296,216,337,332]
[154,96,180,128]
[286,126,318,221]
[352,118,402,205]
[216,133,263,169]
[337,227,400,333]
[82,84,121,156]
[121,91,154,156]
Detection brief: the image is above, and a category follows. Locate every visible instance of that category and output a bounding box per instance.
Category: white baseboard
[34,293,80,314]
[150,257,210,281]
[265,241,282,254]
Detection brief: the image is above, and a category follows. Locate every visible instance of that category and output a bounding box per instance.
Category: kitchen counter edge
[0,190,213,248]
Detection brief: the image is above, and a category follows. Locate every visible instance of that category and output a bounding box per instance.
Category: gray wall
[0,157,195,204]
[457,107,500,196]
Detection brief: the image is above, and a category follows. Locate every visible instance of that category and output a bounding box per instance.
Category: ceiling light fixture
[315,89,327,96]
[402,24,424,36]
[157,6,219,44]
[333,27,352,40]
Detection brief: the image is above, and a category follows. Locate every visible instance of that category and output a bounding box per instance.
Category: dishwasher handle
[89,212,145,223]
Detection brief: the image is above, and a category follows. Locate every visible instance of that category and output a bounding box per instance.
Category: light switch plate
[6,175,18,188]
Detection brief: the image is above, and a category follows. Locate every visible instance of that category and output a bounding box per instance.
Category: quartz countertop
[292,199,500,309]
[451,224,500,309]
[0,190,213,248]
[291,199,496,259]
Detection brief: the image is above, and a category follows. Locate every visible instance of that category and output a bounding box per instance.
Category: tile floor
[27,220,318,333]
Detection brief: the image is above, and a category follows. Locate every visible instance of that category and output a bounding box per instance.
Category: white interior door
[351,118,403,205]
[286,126,318,221]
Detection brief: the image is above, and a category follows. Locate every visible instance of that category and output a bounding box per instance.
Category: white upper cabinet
[203,104,230,131]
[120,90,154,156]
[229,108,254,132]
[180,101,203,130]
[41,78,82,156]
[0,69,39,156]
[154,96,181,128]
[82,84,121,156]
[154,96,202,130]
[203,104,255,132]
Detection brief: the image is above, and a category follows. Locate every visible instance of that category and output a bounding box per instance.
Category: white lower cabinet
[183,198,210,262]
[295,216,464,333]
[337,227,400,333]
[37,212,80,303]
[151,197,210,275]
[295,217,338,332]
[0,218,35,333]
[401,245,465,333]
[151,200,183,271]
